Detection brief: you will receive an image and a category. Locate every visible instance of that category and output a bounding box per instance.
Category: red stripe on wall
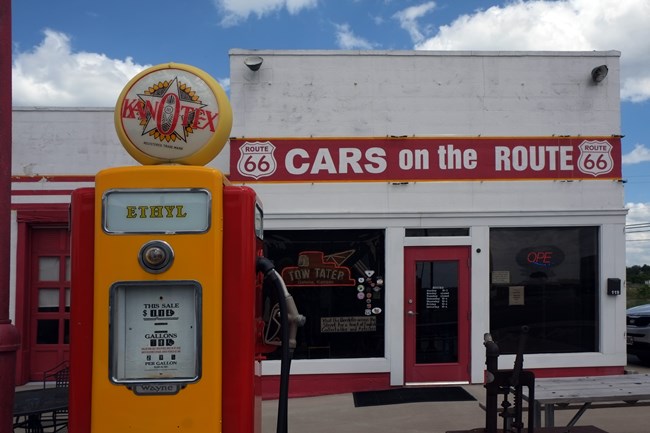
[12,175,96,183]
[11,190,75,196]
[262,373,391,399]
[260,366,625,399]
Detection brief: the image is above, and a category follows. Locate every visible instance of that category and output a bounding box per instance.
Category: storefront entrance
[404,246,470,383]
[27,226,70,380]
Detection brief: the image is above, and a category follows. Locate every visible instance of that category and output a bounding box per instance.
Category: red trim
[10,176,94,197]
[262,373,391,399]
[12,204,70,222]
[12,190,76,196]
[12,175,96,183]
[260,366,625,399]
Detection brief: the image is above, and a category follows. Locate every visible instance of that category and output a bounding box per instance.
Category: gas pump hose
[257,257,306,433]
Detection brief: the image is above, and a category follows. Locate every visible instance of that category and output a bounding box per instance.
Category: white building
[11,50,626,395]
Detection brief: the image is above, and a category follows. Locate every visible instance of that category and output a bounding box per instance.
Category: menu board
[425,286,450,310]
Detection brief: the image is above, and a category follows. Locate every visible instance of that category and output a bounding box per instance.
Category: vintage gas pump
[69,63,302,433]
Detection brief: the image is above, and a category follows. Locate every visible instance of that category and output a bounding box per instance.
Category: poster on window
[265,229,386,359]
[509,286,525,306]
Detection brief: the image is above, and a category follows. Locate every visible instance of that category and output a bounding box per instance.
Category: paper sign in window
[509,286,525,306]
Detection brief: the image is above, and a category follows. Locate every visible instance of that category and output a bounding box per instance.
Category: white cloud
[218,77,231,94]
[626,203,650,266]
[215,0,317,27]
[622,77,650,103]
[414,0,650,102]
[334,23,376,50]
[371,14,385,25]
[392,1,436,44]
[12,29,149,107]
[623,144,650,165]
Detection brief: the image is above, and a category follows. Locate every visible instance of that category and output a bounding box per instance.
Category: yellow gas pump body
[91,165,224,432]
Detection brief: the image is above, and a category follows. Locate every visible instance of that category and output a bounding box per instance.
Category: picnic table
[524,374,650,428]
[13,387,69,432]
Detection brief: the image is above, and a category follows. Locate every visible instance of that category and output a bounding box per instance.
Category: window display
[264,229,385,359]
[489,227,599,354]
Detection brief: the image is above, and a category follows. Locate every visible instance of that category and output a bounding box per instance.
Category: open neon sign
[516,246,565,268]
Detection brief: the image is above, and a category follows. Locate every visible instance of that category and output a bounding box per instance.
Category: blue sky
[10,0,650,264]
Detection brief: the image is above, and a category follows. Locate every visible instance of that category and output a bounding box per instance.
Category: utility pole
[0,1,22,432]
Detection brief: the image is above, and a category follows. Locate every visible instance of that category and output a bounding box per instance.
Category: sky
[10,0,650,265]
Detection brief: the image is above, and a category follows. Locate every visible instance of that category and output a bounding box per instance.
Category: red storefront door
[27,226,71,380]
[404,246,470,383]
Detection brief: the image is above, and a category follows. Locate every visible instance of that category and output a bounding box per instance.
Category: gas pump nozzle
[256,256,306,433]
[284,290,307,349]
[256,257,306,349]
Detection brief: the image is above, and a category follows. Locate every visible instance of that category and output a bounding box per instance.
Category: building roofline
[229,49,621,58]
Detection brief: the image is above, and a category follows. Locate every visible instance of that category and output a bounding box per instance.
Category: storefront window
[264,229,385,359]
[489,227,599,354]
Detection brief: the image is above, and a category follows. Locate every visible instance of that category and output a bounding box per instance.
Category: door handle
[407,310,418,316]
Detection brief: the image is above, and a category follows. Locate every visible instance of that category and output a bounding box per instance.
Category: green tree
[628,265,650,285]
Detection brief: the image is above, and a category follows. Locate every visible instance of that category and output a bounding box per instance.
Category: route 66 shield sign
[237,141,277,180]
[577,140,613,177]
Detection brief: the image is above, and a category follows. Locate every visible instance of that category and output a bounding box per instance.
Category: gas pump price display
[103,188,211,234]
[109,281,202,389]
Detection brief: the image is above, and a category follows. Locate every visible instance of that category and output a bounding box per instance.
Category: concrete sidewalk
[262,382,650,433]
[15,359,650,433]
[262,358,650,433]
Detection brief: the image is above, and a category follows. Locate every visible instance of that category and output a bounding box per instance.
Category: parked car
[627,303,650,364]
